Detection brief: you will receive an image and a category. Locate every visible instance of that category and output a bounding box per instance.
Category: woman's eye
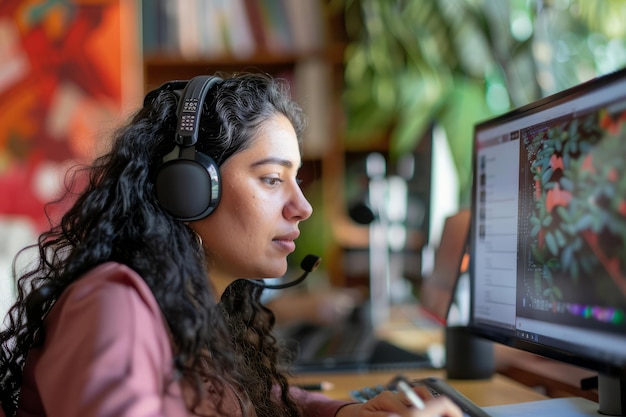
[263,177,282,186]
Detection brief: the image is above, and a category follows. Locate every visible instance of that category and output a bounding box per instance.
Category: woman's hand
[336,388,463,417]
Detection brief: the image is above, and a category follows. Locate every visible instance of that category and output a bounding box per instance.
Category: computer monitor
[468,68,626,416]
[420,209,470,325]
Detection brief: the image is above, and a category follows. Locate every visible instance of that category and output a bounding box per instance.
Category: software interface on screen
[470,71,626,370]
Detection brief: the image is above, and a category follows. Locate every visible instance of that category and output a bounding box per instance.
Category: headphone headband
[175,76,223,147]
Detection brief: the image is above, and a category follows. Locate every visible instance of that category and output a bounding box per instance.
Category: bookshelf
[141,0,347,155]
[140,0,355,285]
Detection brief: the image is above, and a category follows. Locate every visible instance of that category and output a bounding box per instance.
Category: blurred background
[1,0,625,317]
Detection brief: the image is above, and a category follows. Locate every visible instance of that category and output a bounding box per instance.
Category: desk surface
[291,369,548,407]
[287,303,597,408]
[359,304,596,403]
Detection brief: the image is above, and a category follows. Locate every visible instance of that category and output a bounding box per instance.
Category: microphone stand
[366,153,391,328]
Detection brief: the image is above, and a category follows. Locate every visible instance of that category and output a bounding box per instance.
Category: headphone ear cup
[155,150,221,221]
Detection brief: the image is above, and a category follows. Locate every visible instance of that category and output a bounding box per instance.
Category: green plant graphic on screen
[524,108,626,312]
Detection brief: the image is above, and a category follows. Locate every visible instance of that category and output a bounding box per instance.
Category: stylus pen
[396,380,426,410]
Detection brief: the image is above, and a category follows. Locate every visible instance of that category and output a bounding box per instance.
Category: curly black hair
[0,72,306,417]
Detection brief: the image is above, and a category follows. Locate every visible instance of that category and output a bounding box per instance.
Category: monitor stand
[598,374,626,416]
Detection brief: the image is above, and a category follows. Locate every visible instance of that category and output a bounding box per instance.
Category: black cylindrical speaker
[445,325,494,380]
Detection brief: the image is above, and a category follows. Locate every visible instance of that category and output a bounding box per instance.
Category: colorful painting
[0,0,141,315]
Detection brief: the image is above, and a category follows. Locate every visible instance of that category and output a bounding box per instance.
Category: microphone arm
[252,254,321,290]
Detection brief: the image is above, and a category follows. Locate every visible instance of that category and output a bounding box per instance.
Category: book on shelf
[196,0,228,57]
[293,59,333,158]
[142,0,179,56]
[282,0,326,53]
[255,0,293,54]
[141,0,326,58]
[176,0,200,58]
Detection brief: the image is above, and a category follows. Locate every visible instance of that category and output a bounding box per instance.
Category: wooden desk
[495,345,598,401]
[287,304,598,409]
[369,304,599,403]
[291,369,548,407]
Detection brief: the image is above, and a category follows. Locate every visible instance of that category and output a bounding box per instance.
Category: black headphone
[146,76,223,221]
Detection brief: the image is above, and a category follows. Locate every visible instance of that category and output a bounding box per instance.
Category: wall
[0,0,142,320]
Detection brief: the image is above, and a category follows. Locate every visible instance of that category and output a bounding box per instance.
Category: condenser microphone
[252,254,321,290]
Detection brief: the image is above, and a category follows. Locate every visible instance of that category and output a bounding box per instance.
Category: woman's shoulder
[20,267,182,415]
[48,262,167,340]
[64,262,158,311]
[46,261,172,361]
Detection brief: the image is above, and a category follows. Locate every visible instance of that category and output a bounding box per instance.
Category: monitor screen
[468,68,626,412]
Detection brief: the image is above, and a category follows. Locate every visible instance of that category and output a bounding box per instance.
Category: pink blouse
[16,262,349,417]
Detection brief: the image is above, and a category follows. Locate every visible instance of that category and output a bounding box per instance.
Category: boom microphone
[252,254,321,290]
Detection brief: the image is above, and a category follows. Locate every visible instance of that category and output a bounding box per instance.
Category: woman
[0,73,461,417]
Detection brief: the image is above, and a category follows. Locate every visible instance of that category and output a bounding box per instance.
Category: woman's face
[190,113,313,287]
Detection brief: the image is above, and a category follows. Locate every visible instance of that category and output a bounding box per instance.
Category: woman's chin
[260,263,289,280]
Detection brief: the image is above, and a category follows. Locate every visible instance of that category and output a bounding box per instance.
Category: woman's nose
[284,184,313,221]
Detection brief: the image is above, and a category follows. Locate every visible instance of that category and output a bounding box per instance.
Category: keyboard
[350,376,492,417]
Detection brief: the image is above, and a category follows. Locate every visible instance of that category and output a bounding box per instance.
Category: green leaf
[560,176,574,191]
[545,232,558,255]
[576,214,594,231]
[556,205,571,223]
[542,215,553,227]
[561,246,573,267]
[555,229,566,247]
[541,165,554,184]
